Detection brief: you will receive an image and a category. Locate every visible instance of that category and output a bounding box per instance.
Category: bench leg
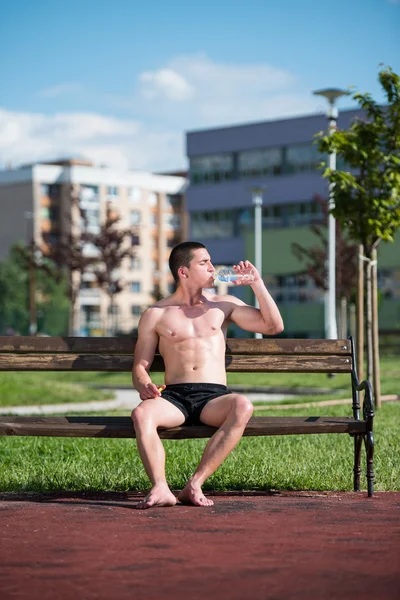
[364,432,375,497]
[353,435,362,491]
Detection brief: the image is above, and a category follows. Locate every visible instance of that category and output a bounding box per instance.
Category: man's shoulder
[150,294,177,309]
[142,296,177,317]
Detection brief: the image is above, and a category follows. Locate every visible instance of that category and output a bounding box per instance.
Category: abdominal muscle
[159,331,227,385]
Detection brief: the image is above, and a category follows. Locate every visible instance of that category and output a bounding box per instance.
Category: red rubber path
[1,491,399,600]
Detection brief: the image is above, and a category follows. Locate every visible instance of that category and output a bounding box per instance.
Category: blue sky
[1,0,399,171]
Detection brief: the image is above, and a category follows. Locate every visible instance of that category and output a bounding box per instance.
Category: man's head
[169,241,214,286]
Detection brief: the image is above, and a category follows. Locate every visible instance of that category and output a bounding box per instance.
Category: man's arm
[228,261,284,335]
[132,308,165,400]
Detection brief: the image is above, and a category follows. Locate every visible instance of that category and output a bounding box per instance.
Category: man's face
[186,248,215,288]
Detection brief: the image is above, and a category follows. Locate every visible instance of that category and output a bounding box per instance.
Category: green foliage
[0,246,29,335]
[0,244,70,335]
[317,67,400,256]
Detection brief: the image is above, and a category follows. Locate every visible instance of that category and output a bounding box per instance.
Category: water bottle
[215,267,255,284]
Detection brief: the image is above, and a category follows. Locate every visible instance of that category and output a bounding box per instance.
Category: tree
[292,195,358,338]
[0,244,69,336]
[88,204,138,335]
[317,66,400,407]
[42,184,93,334]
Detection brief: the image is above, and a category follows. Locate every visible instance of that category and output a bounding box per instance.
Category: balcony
[78,288,101,306]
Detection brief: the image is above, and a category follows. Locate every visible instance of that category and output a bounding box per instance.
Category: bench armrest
[355,379,374,431]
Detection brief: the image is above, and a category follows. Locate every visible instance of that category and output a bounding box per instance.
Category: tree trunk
[108,294,115,336]
[28,247,37,336]
[356,245,364,381]
[365,252,373,385]
[371,248,381,409]
[349,302,356,340]
[68,278,75,335]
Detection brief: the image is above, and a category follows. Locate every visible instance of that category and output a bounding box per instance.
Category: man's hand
[232,260,261,285]
[139,383,166,401]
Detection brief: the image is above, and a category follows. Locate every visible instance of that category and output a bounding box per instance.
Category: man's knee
[230,394,254,425]
[131,403,153,430]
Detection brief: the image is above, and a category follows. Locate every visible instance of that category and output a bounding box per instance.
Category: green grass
[0,403,399,493]
[1,354,398,408]
[0,373,112,407]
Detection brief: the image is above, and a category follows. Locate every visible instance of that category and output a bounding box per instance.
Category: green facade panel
[242,228,400,336]
[244,229,400,276]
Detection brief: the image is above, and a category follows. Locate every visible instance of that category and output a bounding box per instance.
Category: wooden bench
[0,336,375,496]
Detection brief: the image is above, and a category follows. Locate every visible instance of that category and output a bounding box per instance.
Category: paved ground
[1,490,399,600]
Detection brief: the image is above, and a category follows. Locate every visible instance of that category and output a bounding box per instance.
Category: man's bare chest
[157,305,227,341]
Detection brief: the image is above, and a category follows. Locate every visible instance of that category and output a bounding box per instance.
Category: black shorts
[161,383,233,425]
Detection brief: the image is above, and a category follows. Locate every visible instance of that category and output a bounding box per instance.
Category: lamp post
[24,211,37,336]
[313,88,348,339]
[252,187,264,339]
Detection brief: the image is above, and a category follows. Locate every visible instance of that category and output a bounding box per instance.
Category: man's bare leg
[131,398,185,509]
[178,394,253,507]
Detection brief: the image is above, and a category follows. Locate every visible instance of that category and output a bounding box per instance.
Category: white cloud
[0,108,183,171]
[133,53,321,128]
[139,69,194,101]
[39,83,82,98]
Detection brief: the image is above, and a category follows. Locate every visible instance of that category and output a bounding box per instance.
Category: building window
[107,186,118,198]
[270,274,323,304]
[238,148,282,177]
[131,233,140,245]
[151,213,158,226]
[191,210,234,239]
[80,306,101,330]
[107,304,120,315]
[190,153,234,184]
[130,281,141,293]
[131,257,141,270]
[131,305,141,315]
[285,143,323,174]
[165,194,181,208]
[80,185,99,206]
[128,187,141,203]
[80,207,100,232]
[130,210,141,226]
[165,214,181,229]
[40,184,50,196]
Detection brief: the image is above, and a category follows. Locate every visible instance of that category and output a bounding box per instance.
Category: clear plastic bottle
[215,267,255,284]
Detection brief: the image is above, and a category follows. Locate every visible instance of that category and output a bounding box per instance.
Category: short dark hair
[169,241,206,284]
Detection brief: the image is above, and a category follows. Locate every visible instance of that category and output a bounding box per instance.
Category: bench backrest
[0,337,354,374]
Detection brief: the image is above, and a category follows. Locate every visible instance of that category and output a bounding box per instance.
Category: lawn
[0,354,398,407]
[0,402,399,493]
[0,373,112,407]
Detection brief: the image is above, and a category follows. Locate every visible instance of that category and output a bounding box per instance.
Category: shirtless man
[131,241,284,509]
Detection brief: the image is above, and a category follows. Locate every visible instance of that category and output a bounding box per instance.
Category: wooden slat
[0,416,367,438]
[0,336,352,356]
[0,353,352,373]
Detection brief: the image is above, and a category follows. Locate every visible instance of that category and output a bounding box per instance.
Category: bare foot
[178,482,214,507]
[135,484,177,509]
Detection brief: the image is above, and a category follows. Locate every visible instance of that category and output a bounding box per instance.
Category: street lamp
[251,187,264,339]
[24,211,37,336]
[313,87,348,339]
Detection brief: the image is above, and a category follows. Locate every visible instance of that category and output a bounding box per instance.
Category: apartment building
[0,159,187,335]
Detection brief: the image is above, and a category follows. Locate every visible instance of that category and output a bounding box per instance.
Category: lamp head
[313,88,349,105]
